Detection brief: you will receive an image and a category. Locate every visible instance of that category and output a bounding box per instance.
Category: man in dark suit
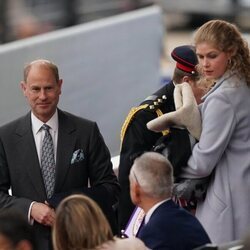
[0,59,120,250]
[129,152,210,250]
[118,45,204,231]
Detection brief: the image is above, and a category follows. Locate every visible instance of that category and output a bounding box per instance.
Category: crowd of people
[0,19,250,250]
[0,0,150,43]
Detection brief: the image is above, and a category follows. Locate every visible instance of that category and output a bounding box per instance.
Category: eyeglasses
[131,169,141,186]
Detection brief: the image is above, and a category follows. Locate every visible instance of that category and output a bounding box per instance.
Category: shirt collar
[144,198,170,225]
[31,110,59,134]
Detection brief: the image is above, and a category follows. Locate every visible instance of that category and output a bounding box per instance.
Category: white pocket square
[71,149,84,164]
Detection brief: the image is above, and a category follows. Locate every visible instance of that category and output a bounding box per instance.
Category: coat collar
[201,71,236,102]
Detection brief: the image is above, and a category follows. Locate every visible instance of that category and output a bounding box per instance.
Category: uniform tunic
[118,82,175,230]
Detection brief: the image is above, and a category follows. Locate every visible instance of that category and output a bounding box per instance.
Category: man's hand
[31,202,55,227]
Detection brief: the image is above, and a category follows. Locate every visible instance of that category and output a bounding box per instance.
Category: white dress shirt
[29,110,59,223]
[31,110,58,164]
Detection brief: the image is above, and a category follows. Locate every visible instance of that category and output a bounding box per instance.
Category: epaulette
[142,94,168,112]
[145,95,169,137]
[142,94,169,128]
[120,104,148,145]
[120,98,169,146]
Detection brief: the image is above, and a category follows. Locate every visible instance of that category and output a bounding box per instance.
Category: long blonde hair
[53,194,114,250]
[193,19,250,86]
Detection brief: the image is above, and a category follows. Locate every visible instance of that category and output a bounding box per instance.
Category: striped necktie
[40,124,56,199]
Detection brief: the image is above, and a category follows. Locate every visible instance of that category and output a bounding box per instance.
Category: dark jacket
[118,82,176,230]
[0,109,120,249]
[137,200,211,250]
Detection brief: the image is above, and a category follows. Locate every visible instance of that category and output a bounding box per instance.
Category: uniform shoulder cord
[120,104,169,149]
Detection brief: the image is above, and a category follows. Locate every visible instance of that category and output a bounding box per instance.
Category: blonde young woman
[53,194,147,250]
[147,19,250,245]
[182,20,250,244]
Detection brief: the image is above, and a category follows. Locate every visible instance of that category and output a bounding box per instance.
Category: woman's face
[196,42,231,80]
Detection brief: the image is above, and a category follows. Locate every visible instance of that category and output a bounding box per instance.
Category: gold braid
[120,105,169,148]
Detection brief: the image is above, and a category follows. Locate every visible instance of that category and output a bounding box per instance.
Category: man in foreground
[0,59,120,249]
[129,152,210,250]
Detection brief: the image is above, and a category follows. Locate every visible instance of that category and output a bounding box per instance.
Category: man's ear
[58,79,63,87]
[58,79,63,95]
[20,81,27,97]
[132,181,142,204]
[182,76,190,83]
[135,184,143,205]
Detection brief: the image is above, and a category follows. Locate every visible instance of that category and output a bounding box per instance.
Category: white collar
[31,110,58,134]
[145,198,170,225]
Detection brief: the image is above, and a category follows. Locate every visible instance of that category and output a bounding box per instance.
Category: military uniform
[118,82,176,230]
[118,45,199,231]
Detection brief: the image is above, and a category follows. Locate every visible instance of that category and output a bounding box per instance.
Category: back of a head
[131,152,174,199]
[0,210,36,250]
[53,194,113,250]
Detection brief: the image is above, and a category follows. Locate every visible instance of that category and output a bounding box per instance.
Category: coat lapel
[15,113,47,199]
[55,110,77,191]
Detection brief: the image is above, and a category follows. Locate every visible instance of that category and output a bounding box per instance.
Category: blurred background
[1,0,250,156]
[1,0,250,44]
[0,0,150,43]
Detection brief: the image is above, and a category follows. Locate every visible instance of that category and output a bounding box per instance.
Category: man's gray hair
[130,152,173,199]
[23,59,60,82]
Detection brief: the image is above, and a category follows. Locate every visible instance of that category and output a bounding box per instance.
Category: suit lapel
[15,113,47,199]
[55,110,77,191]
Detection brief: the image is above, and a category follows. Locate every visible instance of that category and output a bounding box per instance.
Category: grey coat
[182,71,250,244]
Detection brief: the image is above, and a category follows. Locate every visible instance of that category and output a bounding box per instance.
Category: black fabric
[48,185,118,235]
[171,45,198,69]
[118,82,175,231]
[153,128,210,203]
[153,127,192,179]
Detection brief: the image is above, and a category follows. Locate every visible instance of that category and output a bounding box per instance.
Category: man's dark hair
[172,68,200,83]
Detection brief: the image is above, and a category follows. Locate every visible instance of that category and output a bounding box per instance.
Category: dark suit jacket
[137,200,211,250]
[0,109,120,250]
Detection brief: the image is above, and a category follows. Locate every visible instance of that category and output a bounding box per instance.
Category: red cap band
[176,62,195,73]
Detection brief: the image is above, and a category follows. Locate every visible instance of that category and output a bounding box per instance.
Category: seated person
[0,210,36,250]
[52,194,147,250]
[129,152,211,250]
